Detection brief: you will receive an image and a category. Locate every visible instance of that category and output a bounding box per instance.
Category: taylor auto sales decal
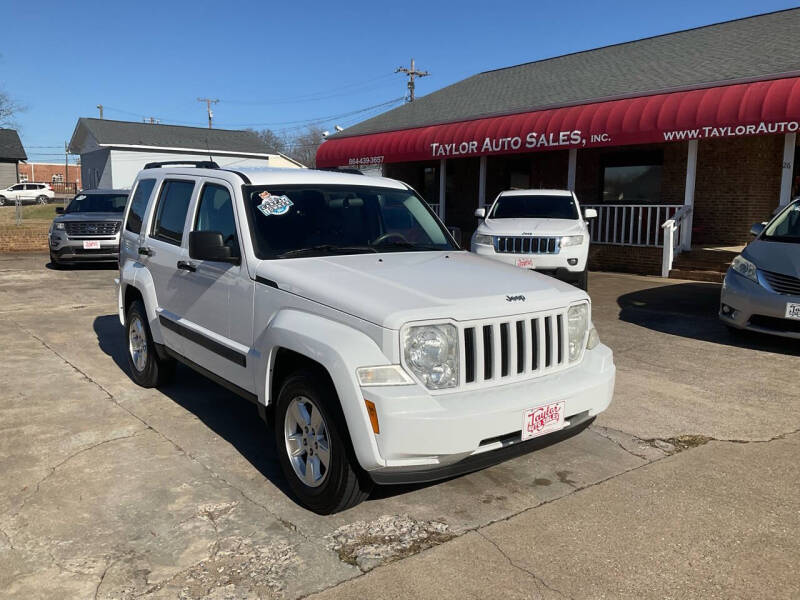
[431,130,589,157]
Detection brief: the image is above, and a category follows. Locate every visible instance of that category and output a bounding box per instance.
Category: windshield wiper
[275,245,378,258]
[373,241,447,251]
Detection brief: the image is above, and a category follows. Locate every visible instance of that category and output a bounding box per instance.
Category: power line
[219,73,397,106]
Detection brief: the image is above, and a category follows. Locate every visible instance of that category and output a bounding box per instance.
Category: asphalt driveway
[0,254,797,599]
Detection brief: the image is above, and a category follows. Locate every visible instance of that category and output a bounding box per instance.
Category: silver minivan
[720,199,800,338]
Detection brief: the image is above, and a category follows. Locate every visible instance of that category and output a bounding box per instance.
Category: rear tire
[125,299,175,387]
[274,370,372,514]
[37,195,49,205]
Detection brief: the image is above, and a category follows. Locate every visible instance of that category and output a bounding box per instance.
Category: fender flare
[259,309,390,471]
[119,263,164,345]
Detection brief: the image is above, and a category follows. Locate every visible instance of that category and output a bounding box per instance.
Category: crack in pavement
[0,526,15,550]
[13,322,310,543]
[476,530,572,600]
[11,430,148,519]
[94,559,115,600]
[591,426,655,461]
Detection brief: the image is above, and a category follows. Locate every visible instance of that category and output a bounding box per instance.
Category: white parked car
[117,163,615,513]
[0,182,55,205]
[471,189,596,290]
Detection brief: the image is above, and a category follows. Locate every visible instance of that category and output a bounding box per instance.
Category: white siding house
[68,119,303,190]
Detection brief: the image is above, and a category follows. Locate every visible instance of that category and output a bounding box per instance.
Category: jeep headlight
[567,303,589,362]
[731,255,758,283]
[473,234,493,246]
[403,324,459,390]
[53,222,65,230]
[561,235,584,247]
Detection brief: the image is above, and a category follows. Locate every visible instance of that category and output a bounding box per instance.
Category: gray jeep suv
[49,189,129,266]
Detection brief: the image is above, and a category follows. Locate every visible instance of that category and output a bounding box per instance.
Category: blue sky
[1,0,795,164]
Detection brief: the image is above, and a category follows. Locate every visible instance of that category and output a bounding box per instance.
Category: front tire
[0,196,5,206]
[125,299,175,387]
[49,251,61,269]
[274,370,372,514]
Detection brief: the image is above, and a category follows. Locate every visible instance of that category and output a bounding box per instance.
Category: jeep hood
[54,212,123,222]
[479,218,584,237]
[255,251,587,329]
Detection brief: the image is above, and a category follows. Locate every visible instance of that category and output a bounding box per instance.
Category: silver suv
[49,189,129,267]
[117,162,615,513]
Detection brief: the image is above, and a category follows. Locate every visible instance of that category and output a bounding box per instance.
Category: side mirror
[189,231,240,264]
[474,207,486,219]
[447,226,462,246]
[749,222,766,237]
[55,207,64,214]
[584,208,598,220]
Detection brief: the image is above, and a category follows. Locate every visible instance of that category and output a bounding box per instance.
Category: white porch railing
[583,203,692,277]
[584,204,683,247]
[660,205,693,277]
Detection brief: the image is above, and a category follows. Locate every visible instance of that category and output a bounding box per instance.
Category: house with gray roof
[69,118,303,190]
[0,129,27,188]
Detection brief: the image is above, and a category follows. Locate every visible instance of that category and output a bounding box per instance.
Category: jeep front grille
[65,221,121,237]
[461,310,568,387]
[494,236,560,254]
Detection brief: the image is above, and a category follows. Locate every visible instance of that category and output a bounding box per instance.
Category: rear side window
[125,179,157,234]
[194,184,240,257]
[151,180,195,245]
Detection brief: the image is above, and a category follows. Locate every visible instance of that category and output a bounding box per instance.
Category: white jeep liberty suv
[117,161,615,514]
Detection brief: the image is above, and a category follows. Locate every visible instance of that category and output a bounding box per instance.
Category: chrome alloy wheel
[284,396,331,487]
[128,316,148,372]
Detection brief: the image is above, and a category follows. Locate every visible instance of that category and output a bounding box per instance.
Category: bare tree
[0,88,21,128]
[247,128,288,155]
[287,125,326,168]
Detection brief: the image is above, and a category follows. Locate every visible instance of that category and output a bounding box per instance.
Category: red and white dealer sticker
[516,257,534,269]
[522,401,565,441]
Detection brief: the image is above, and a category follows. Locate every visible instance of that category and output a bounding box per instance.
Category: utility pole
[64,142,69,192]
[96,104,104,119]
[197,97,219,128]
[396,58,430,102]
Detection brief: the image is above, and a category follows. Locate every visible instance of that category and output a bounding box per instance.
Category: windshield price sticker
[257,191,293,217]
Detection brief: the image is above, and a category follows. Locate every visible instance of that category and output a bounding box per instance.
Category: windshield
[66,193,128,213]
[490,194,579,220]
[763,201,800,243]
[243,184,455,259]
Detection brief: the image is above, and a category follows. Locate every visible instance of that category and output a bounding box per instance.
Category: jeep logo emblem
[87,224,98,232]
[506,294,526,302]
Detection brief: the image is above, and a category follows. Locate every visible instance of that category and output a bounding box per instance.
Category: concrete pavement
[0,254,798,599]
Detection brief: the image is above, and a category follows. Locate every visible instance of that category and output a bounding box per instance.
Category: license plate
[83,240,101,250]
[786,303,800,320]
[516,257,535,269]
[522,401,565,441]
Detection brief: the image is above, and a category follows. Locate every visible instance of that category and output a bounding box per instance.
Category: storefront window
[602,150,663,204]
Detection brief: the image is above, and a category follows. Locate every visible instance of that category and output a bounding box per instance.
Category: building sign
[317,77,800,168]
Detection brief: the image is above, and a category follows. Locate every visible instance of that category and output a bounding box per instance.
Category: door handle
[177,260,197,272]
[138,246,154,256]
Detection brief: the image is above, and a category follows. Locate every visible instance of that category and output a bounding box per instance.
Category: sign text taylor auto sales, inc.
[430,130,589,157]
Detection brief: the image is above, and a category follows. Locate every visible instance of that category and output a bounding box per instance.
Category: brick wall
[18,163,82,187]
[588,244,662,276]
[0,223,50,252]
[692,135,783,245]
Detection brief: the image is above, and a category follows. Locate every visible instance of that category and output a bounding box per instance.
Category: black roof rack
[143,160,220,170]
[316,166,365,175]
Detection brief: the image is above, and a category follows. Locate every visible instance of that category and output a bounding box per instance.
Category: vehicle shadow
[92,313,591,507]
[46,261,117,271]
[617,281,800,355]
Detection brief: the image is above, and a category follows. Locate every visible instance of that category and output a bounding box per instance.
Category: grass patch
[0,203,61,224]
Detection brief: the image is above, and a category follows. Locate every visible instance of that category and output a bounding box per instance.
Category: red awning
[316,77,800,168]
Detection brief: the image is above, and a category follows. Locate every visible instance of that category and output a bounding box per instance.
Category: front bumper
[719,269,800,339]
[362,343,615,483]
[472,242,588,275]
[49,231,120,262]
